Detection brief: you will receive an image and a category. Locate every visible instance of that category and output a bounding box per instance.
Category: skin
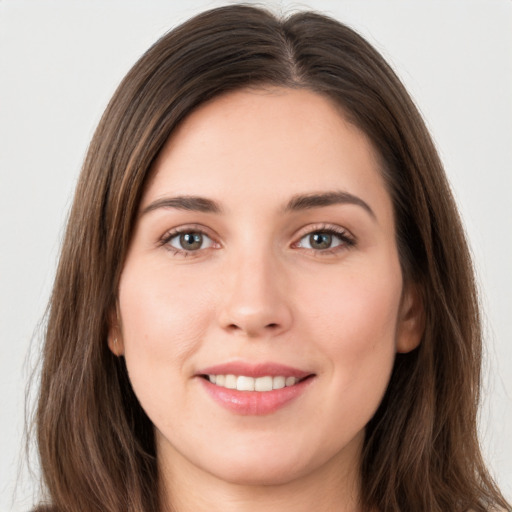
[109,87,423,512]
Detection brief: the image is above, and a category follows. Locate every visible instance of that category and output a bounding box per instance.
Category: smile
[205,374,302,391]
[197,363,315,415]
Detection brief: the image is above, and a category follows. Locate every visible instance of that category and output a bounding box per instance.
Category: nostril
[223,320,284,335]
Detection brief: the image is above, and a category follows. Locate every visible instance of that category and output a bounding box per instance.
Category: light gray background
[1,1,511,510]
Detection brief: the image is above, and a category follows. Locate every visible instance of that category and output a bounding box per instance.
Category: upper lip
[197,361,313,379]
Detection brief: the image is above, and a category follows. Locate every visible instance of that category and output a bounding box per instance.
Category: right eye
[165,230,215,253]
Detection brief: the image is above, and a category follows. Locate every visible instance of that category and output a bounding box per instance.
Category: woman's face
[112,88,422,489]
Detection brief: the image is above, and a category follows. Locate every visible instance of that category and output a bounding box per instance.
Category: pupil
[310,232,331,249]
[180,232,202,250]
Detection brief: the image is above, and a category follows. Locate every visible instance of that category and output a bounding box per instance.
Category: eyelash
[159,225,218,257]
[159,223,356,257]
[292,224,356,256]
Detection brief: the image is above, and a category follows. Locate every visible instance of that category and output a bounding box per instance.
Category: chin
[197,436,337,487]
[206,457,310,487]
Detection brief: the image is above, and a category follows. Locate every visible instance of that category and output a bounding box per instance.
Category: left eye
[167,231,214,251]
[296,231,346,250]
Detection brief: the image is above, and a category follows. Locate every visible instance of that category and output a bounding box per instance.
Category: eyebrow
[141,195,222,215]
[141,190,375,220]
[284,191,376,220]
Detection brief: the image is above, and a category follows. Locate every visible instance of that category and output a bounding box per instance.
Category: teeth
[206,374,299,392]
[237,375,255,391]
[285,376,296,387]
[273,376,285,389]
[255,376,273,391]
[224,374,237,389]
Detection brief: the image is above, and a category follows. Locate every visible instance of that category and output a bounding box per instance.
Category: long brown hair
[32,4,510,512]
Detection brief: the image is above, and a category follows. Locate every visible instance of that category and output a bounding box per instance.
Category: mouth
[199,373,313,392]
[196,362,316,415]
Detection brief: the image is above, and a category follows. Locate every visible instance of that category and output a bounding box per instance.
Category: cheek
[117,259,214,418]
[117,260,218,436]
[300,264,402,393]
[119,260,211,360]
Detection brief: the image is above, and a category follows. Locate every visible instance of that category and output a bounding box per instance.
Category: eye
[166,231,214,252]
[295,228,354,252]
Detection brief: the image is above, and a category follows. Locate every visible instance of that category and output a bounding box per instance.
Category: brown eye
[168,231,213,252]
[180,233,203,250]
[296,229,351,252]
[309,232,333,250]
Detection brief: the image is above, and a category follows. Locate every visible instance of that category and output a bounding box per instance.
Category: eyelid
[157,222,355,257]
[291,223,356,252]
[159,224,221,254]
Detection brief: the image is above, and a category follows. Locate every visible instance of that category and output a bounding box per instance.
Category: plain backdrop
[1,1,511,510]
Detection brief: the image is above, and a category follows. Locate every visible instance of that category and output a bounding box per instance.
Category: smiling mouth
[198,365,316,414]
[201,374,313,392]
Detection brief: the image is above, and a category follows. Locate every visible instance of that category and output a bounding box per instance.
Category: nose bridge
[219,240,292,337]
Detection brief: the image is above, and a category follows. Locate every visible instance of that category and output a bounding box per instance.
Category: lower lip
[199,377,314,415]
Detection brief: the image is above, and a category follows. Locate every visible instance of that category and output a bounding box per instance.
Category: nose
[218,250,293,339]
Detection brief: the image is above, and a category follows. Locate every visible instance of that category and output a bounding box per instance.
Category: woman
[32,4,510,512]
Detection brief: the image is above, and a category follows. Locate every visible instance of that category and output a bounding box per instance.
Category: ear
[396,282,424,353]
[107,307,125,356]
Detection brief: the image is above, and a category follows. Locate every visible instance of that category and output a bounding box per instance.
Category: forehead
[144,87,392,221]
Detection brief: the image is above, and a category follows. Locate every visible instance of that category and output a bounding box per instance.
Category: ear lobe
[108,308,125,356]
[108,331,125,356]
[396,282,425,354]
